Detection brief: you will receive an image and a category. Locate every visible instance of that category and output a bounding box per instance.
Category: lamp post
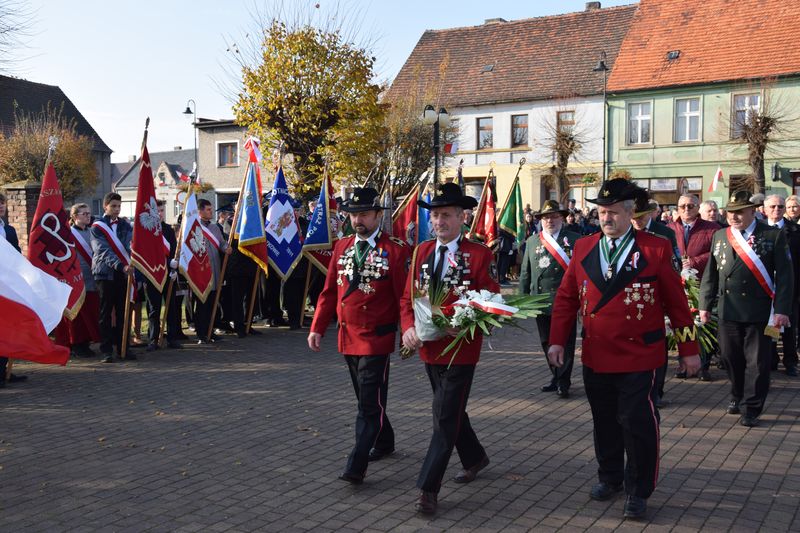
[422,104,450,182]
[182,99,197,179]
[593,51,609,183]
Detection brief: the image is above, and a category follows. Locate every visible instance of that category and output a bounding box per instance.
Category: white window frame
[731,92,761,139]
[627,101,652,145]
[674,97,701,143]
[215,140,240,168]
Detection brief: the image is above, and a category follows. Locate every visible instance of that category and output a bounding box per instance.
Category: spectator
[785,195,800,223]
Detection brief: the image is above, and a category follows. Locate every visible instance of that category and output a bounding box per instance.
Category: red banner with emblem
[392,183,420,246]
[27,162,85,320]
[130,144,168,291]
[469,177,498,247]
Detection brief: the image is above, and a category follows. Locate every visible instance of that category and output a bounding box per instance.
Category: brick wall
[3,182,41,256]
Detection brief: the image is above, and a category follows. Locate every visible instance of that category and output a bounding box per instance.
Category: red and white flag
[131,144,168,291]
[470,177,498,247]
[444,142,459,154]
[0,238,71,365]
[178,171,191,183]
[178,192,214,303]
[27,162,85,320]
[708,166,723,192]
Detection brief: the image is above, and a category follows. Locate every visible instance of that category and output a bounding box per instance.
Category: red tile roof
[608,0,800,92]
[387,5,638,107]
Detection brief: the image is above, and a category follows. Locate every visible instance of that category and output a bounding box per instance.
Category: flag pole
[244,271,261,334]
[205,159,250,341]
[299,265,312,327]
[121,117,149,359]
[158,187,192,347]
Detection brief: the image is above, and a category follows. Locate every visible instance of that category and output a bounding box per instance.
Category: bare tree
[0,1,34,74]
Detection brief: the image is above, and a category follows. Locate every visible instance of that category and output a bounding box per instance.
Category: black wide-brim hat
[535,199,569,219]
[419,182,478,210]
[340,187,388,213]
[587,178,640,206]
[631,186,656,218]
[724,190,758,212]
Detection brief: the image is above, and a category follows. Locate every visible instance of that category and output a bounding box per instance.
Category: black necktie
[356,240,369,266]
[433,245,448,285]
[606,238,617,280]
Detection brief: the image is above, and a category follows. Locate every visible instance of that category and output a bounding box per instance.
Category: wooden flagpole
[121,118,150,360]
[299,265,312,328]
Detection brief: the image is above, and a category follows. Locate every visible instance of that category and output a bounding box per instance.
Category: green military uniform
[699,192,794,424]
[519,212,582,394]
[646,220,680,260]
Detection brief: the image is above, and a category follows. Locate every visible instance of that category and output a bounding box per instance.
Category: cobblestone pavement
[1,316,799,532]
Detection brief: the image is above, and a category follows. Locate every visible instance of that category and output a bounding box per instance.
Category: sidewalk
[1,321,798,532]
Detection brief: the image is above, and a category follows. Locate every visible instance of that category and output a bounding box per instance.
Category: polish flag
[708,166,723,192]
[0,238,71,365]
[444,142,459,154]
[178,172,191,183]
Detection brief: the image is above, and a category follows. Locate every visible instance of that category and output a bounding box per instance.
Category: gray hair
[699,200,718,210]
[765,194,785,205]
[679,194,700,205]
[622,199,635,211]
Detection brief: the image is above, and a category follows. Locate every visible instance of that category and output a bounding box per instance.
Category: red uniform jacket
[311,232,410,356]
[669,218,720,276]
[400,238,500,366]
[550,230,699,373]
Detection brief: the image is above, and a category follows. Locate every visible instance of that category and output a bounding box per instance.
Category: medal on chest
[336,240,390,294]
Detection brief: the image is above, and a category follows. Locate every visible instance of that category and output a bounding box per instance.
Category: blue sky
[20,0,633,160]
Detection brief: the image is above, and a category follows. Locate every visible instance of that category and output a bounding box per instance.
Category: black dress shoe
[146,343,159,352]
[249,329,262,336]
[541,383,558,393]
[726,400,740,415]
[124,353,137,361]
[589,482,623,501]
[368,447,395,461]
[674,370,688,379]
[740,415,759,427]
[338,471,364,485]
[177,333,189,340]
[196,339,212,345]
[699,368,712,381]
[8,373,27,383]
[167,341,183,349]
[236,331,247,338]
[101,355,113,363]
[453,455,489,483]
[655,397,669,409]
[786,366,799,377]
[415,491,438,515]
[623,495,647,519]
[556,387,570,399]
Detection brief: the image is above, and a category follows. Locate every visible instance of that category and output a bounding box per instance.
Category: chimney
[484,17,507,25]
[586,2,601,10]
[129,155,137,162]
[173,146,182,151]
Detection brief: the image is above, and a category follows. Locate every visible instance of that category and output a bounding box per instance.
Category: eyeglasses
[766,205,785,210]
[677,204,696,210]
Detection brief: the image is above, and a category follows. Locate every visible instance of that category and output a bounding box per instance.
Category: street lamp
[182,99,198,179]
[422,104,450,182]
[593,51,609,183]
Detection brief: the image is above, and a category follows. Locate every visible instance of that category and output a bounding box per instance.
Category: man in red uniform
[548,179,701,520]
[308,187,410,485]
[401,183,500,515]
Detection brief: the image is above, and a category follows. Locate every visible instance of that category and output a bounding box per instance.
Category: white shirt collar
[355,227,381,248]
[768,218,785,228]
[645,219,652,231]
[605,226,632,245]
[742,219,758,238]
[436,235,461,254]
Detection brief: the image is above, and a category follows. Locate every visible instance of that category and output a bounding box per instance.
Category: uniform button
[742,292,746,296]
[590,313,596,318]
[362,305,367,310]
[626,315,630,320]
[340,321,346,326]
[341,302,345,307]
[725,289,730,294]
[628,337,634,341]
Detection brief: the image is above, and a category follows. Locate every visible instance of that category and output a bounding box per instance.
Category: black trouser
[284,259,308,326]
[417,363,485,493]
[194,290,216,340]
[719,320,771,417]
[535,315,576,389]
[259,269,283,322]
[583,366,661,499]
[497,252,512,282]
[228,276,251,334]
[308,267,325,309]
[654,341,669,399]
[97,271,128,356]
[771,302,797,370]
[343,354,394,476]
[145,279,179,344]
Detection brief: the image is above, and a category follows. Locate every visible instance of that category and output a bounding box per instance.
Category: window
[732,93,760,138]
[627,102,651,144]
[511,114,528,147]
[557,111,575,134]
[218,142,239,167]
[477,117,493,149]
[675,97,700,142]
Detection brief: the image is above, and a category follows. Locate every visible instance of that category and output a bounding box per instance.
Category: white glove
[169,271,178,280]
[170,259,178,269]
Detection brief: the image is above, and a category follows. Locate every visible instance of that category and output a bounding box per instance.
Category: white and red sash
[540,230,570,270]
[200,224,221,251]
[71,226,93,264]
[726,227,774,298]
[92,220,131,266]
[162,234,170,256]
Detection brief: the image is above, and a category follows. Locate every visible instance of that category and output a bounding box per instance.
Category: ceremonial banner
[708,166,723,193]
[178,192,214,303]
[265,166,303,279]
[1,238,71,365]
[130,144,168,291]
[498,176,525,245]
[27,162,85,320]
[470,177,498,247]
[393,183,420,246]
[304,174,339,273]
[234,161,269,274]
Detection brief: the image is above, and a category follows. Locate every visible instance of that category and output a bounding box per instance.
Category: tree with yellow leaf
[234,20,385,196]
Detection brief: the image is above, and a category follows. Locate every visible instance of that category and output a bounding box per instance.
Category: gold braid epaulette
[673,325,698,343]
